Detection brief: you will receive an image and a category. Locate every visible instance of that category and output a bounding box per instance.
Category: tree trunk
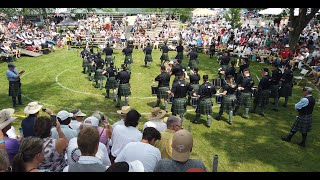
[289,30,300,52]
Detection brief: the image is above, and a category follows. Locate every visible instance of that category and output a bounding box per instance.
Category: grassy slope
[0,47,319,172]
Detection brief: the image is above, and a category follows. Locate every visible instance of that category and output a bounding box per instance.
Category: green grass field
[1,47,320,172]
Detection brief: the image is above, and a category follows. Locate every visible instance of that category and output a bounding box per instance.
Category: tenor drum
[151,86,158,96]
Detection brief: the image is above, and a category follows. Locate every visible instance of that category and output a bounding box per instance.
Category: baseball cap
[172,129,193,162]
[57,110,73,121]
[83,116,99,127]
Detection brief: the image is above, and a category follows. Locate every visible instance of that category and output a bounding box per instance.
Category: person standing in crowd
[238,58,249,75]
[105,63,118,101]
[110,109,142,163]
[65,117,111,169]
[115,127,161,172]
[154,129,206,172]
[215,75,237,125]
[279,64,294,107]
[6,63,24,107]
[113,106,132,129]
[155,116,182,160]
[66,32,72,51]
[160,41,169,65]
[252,68,271,116]
[65,126,108,172]
[51,110,78,142]
[0,108,19,165]
[94,53,105,89]
[12,137,50,172]
[224,61,237,79]
[122,44,133,71]
[269,63,283,111]
[81,47,89,74]
[116,64,131,108]
[187,68,200,106]
[170,74,193,123]
[143,42,153,68]
[22,102,55,138]
[281,87,315,147]
[69,109,86,131]
[34,116,68,172]
[193,75,216,127]
[103,43,114,66]
[175,41,184,61]
[143,107,167,133]
[234,69,254,119]
[171,59,186,86]
[154,66,171,112]
[280,44,293,66]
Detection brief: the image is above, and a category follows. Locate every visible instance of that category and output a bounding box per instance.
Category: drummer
[233,69,254,119]
[154,66,171,112]
[193,75,216,128]
[187,67,200,106]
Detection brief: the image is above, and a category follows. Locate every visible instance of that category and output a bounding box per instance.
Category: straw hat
[73,109,86,117]
[116,106,131,115]
[24,102,43,115]
[148,107,166,120]
[0,108,17,130]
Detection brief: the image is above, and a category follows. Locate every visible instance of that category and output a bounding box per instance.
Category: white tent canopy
[258,8,312,16]
[192,8,216,17]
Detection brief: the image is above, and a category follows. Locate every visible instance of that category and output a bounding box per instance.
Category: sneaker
[297,142,306,147]
[259,113,265,116]
[205,123,211,128]
[242,115,249,119]
[272,108,279,112]
[192,120,199,124]
[227,121,232,125]
[215,116,222,120]
[281,136,291,142]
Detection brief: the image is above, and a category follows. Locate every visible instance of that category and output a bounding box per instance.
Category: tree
[225,8,242,29]
[167,8,194,22]
[288,8,320,51]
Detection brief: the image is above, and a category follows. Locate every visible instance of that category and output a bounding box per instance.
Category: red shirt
[280,48,293,59]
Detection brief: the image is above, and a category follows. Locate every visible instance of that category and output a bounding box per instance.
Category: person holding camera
[6,63,24,107]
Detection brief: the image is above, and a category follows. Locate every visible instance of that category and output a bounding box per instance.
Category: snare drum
[213,78,222,87]
[151,86,158,96]
[191,96,199,108]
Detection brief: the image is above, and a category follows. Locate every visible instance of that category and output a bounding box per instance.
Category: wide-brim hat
[148,107,166,120]
[0,108,17,130]
[285,44,290,48]
[73,109,86,117]
[117,106,131,115]
[24,102,43,115]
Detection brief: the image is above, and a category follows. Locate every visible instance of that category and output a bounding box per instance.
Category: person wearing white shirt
[69,109,86,131]
[115,127,161,172]
[63,126,108,172]
[66,117,111,167]
[110,109,143,163]
[143,107,167,133]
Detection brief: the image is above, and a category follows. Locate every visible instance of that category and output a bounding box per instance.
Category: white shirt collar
[78,156,103,165]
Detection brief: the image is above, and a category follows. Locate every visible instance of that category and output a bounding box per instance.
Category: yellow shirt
[155,129,175,160]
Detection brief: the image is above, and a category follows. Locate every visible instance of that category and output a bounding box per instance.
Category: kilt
[176,52,183,60]
[144,54,153,62]
[172,98,187,115]
[87,64,95,74]
[94,69,106,81]
[220,65,228,71]
[124,54,133,64]
[196,98,212,115]
[105,77,118,90]
[118,83,131,96]
[255,89,270,106]
[269,85,280,98]
[8,81,21,97]
[279,82,293,97]
[189,60,198,70]
[105,55,114,65]
[160,53,169,61]
[291,115,312,133]
[82,58,90,68]
[157,86,169,99]
[239,92,252,108]
[222,95,236,112]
